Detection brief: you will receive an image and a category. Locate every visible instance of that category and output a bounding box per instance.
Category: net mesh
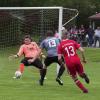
[62,8,78,28]
[0,8,78,49]
[0,9,59,48]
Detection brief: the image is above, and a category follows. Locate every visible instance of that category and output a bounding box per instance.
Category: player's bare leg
[72,76,88,93]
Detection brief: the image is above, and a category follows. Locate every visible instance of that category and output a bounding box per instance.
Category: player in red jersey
[57,30,90,93]
[9,35,46,85]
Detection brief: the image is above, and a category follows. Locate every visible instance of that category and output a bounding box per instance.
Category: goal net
[0,7,78,49]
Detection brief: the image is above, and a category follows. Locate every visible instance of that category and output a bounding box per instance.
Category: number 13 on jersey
[65,46,75,57]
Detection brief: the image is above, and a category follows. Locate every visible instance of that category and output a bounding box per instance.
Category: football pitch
[0,47,100,100]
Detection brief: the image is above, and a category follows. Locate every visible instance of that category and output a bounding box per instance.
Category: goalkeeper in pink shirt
[9,35,46,86]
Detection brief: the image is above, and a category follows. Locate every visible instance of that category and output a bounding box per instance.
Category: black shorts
[21,57,43,69]
[44,56,64,67]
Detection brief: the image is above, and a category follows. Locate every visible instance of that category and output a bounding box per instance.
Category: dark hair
[62,30,69,35]
[62,30,69,39]
[23,35,32,40]
[21,34,32,44]
[46,30,54,36]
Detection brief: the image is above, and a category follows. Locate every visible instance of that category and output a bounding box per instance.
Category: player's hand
[8,54,18,60]
[82,60,87,63]
[28,58,35,64]
[40,52,46,59]
[41,54,46,59]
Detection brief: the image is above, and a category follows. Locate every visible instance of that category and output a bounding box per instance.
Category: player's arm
[58,54,63,63]
[74,41,86,63]
[40,52,46,59]
[39,45,46,59]
[78,47,86,63]
[57,44,64,65]
[40,45,46,59]
[39,43,46,59]
[39,41,46,59]
[9,45,24,60]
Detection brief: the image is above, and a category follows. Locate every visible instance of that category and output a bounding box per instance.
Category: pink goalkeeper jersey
[17,42,41,58]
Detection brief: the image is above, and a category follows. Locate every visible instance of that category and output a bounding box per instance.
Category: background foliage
[0,0,100,26]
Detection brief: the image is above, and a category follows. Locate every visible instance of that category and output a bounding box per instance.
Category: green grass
[0,47,100,100]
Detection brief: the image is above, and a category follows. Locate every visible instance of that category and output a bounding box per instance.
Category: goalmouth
[0,7,78,48]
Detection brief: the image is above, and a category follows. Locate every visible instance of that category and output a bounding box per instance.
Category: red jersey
[17,42,41,58]
[58,39,84,77]
[58,39,80,63]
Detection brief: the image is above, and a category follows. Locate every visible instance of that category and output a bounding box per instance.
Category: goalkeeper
[9,35,46,86]
[40,30,65,85]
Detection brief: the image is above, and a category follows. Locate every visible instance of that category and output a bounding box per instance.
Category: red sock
[18,63,24,73]
[75,80,88,92]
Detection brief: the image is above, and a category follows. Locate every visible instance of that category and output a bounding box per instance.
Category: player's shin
[74,78,88,93]
[56,65,65,85]
[57,65,65,78]
[19,63,25,73]
[39,68,47,85]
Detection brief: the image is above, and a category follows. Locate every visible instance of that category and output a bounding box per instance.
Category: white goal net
[0,7,78,48]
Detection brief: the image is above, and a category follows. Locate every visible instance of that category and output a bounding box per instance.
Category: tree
[0,0,99,27]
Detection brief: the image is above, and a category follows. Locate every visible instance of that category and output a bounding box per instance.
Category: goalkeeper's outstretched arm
[8,45,23,60]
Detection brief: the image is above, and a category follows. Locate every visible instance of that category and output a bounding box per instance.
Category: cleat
[84,76,90,84]
[56,78,63,85]
[82,73,90,84]
[83,89,88,93]
[13,76,21,79]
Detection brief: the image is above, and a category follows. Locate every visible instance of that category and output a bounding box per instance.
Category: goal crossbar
[0,7,63,10]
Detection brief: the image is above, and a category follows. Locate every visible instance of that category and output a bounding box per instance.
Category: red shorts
[65,57,84,78]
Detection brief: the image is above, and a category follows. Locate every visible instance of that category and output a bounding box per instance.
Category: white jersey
[40,37,60,57]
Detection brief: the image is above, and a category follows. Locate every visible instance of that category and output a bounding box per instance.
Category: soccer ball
[15,71,22,78]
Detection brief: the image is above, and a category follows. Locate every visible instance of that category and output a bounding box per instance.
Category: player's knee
[60,66,65,71]
[73,78,78,82]
[71,75,78,82]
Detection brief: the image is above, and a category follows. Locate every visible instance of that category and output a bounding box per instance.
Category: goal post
[58,7,79,75]
[58,7,63,39]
